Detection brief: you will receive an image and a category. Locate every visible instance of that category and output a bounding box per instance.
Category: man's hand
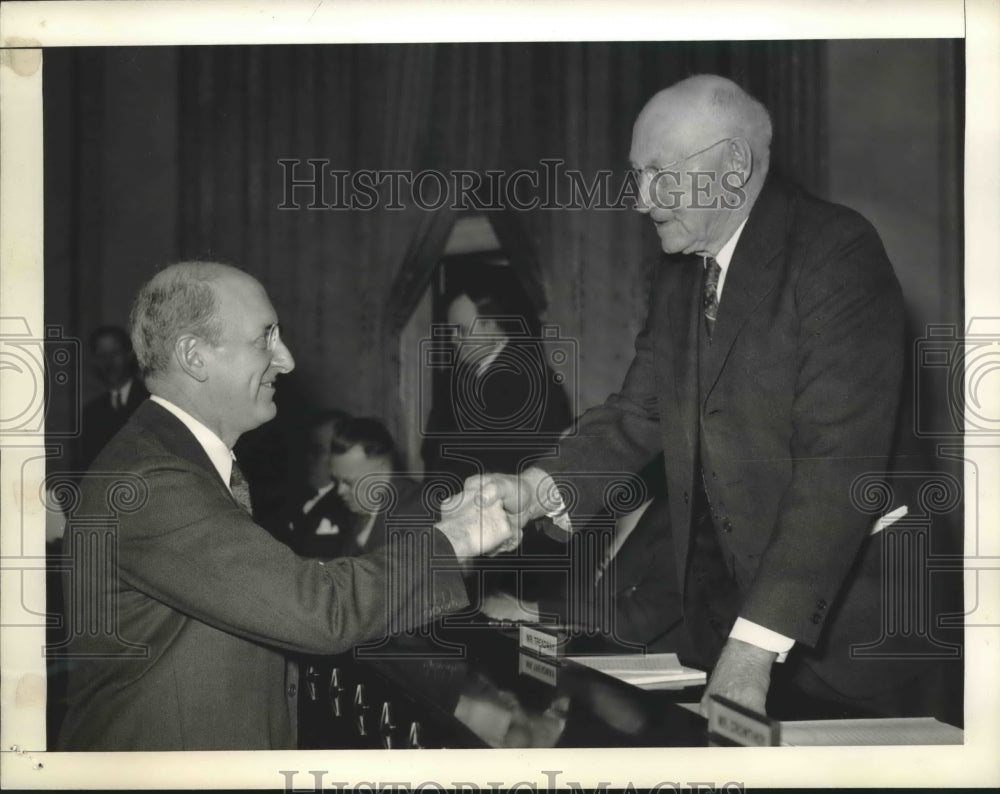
[434,481,520,561]
[698,638,777,717]
[464,467,562,537]
[480,591,541,622]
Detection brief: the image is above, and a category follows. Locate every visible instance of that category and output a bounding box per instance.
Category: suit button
[683,491,689,504]
[722,519,733,533]
[287,683,297,698]
[817,599,828,610]
[811,613,822,625]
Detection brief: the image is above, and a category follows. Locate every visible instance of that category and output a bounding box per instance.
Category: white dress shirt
[149,395,235,493]
[707,217,748,301]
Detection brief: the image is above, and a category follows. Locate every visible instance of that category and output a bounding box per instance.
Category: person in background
[421,272,572,483]
[421,274,574,607]
[327,416,422,557]
[77,325,149,470]
[286,409,353,557]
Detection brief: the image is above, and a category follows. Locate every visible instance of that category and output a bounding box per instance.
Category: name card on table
[518,653,559,687]
[707,696,780,747]
[519,625,559,657]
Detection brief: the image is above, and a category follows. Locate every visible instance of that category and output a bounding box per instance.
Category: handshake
[432,467,566,562]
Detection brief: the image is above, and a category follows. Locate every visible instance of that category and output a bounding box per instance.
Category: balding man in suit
[57,261,517,750]
[475,75,935,719]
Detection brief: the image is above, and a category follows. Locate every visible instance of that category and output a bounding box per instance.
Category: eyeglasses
[261,323,281,352]
[631,137,732,185]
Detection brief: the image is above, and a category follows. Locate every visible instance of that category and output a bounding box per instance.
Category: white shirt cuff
[543,483,573,533]
[729,618,795,663]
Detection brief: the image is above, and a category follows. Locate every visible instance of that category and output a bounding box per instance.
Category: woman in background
[421,273,572,483]
[421,271,573,608]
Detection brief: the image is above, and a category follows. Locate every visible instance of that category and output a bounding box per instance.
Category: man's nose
[271,337,295,373]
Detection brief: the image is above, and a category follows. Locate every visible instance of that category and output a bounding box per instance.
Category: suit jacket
[543,177,917,700]
[56,401,468,751]
[539,494,686,653]
[77,378,149,470]
[288,486,355,559]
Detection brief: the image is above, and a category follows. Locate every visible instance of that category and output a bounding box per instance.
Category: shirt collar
[149,395,233,486]
[715,217,748,269]
[705,217,749,299]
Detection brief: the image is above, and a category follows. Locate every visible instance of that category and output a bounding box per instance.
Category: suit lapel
[134,400,234,500]
[662,256,702,451]
[700,179,790,398]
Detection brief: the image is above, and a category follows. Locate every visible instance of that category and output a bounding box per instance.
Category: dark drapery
[47,41,827,447]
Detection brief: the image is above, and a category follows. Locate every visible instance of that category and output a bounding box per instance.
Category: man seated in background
[286,408,353,557]
[327,416,422,557]
[77,324,149,470]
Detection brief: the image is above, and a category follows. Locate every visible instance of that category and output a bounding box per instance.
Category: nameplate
[707,696,780,747]
[519,625,558,657]
[518,653,558,687]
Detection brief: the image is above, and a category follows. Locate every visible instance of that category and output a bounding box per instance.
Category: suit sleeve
[539,277,668,519]
[117,457,469,655]
[739,213,905,646]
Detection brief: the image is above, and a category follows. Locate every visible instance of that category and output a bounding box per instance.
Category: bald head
[129,261,251,379]
[634,75,772,170]
[630,75,773,256]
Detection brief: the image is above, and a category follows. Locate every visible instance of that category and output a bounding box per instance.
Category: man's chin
[655,227,688,255]
[254,401,278,425]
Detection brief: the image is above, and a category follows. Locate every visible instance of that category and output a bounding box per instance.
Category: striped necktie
[229,458,253,515]
[702,256,722,338]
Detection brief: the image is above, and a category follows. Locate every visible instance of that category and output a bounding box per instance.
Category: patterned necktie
[702,256,722,339]
[229,458,253,515]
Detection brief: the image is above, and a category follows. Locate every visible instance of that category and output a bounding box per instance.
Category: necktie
[702,256,722,338]
[229,458,253,515]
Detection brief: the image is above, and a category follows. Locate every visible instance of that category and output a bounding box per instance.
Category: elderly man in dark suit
[476,74,928,719]
[57,261,516,751]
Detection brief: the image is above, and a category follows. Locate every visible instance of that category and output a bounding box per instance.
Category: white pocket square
[870,505,908,535]
[314,518,341,536]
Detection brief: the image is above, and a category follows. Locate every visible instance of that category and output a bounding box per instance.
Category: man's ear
[175,335,209,383]
[726,137,753,184]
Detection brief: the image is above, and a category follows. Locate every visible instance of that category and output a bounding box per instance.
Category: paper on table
[568,653,683,674]
[675,705,963,747]
[779,717,963,746]
[567,653,707,688]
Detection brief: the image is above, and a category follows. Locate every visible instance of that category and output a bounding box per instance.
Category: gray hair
[128,261,228,378]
